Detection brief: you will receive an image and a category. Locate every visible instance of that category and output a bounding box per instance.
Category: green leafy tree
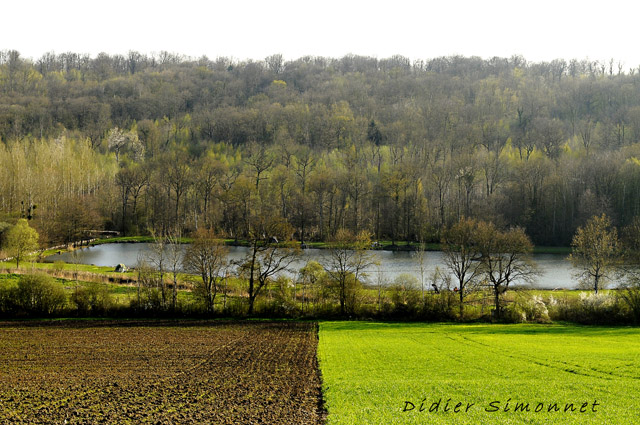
[3,219,38,268]
[570,214,620,293]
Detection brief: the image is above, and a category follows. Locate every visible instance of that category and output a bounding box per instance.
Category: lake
[46,243,578,289]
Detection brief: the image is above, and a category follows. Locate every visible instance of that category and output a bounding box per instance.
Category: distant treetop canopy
[1,50,640,247]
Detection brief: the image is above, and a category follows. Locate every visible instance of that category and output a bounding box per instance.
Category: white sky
[3,0,640,69]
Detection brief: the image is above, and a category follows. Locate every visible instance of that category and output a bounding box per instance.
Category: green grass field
[318,322,640,424]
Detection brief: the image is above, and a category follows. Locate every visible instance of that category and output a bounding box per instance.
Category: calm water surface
[47,243,577,289]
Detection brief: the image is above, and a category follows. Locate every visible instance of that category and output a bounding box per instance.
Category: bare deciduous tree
[476,222,538,319]
[570,214,619,294]
[323,229,374,316]
[183,229,228,314]
[240,215,299,315]
[442,217,483,319]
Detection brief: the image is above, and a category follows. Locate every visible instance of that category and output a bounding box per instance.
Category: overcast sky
[3,0,639,69]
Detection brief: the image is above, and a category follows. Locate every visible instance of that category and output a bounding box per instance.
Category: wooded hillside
[1,50,639,245]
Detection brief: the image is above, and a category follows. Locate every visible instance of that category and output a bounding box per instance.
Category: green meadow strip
[318,322,640,424]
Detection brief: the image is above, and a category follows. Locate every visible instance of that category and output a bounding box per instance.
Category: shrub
[547,293,574,321]
[575,292,623,324]
[254,298,294,318]
[417,268,457,321]
[549,291,624,324]
[619,280,640,324]
[52,261,65,274]
[509,293,551,323]
[390,274,421,317]
[11,274,67,315]
[137,287,165,311]
[0,284,13,314]
[223,297,246,317]
[272,276,299,316]
[420,291,457,321]
[71,282,113,315]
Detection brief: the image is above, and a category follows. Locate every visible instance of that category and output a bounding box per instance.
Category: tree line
[4,50,640,245]
[1,213,640,324]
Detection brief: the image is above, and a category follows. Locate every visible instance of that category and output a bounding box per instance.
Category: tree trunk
[339,277,346,316]
[493,287,501,319]
[172,274,178,310]
[247,243,258,315]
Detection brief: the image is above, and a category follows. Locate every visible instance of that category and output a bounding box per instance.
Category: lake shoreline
[90,236,572,255]
[45,242,579,289]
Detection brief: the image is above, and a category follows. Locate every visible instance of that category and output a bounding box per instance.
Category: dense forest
[2,50,640,246]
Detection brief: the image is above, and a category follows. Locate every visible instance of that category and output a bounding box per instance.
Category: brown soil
[0,320,325,424]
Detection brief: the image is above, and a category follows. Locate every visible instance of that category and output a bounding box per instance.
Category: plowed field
[0,320,325,424]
